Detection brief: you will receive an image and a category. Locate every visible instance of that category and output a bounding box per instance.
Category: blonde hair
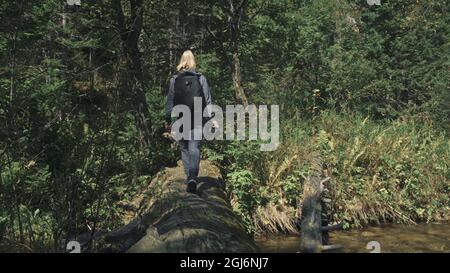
[176,50,196,71]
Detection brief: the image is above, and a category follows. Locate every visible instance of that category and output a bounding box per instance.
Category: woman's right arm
[165,76,176,124]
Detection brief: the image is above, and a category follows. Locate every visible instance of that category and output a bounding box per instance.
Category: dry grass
[253,202,298,235]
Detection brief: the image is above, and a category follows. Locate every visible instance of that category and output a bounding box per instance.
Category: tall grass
[219,110,449,234]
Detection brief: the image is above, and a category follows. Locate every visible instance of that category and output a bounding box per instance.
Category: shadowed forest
[0,0,449,252]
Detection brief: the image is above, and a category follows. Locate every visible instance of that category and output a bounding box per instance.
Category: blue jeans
[178,128,202,181]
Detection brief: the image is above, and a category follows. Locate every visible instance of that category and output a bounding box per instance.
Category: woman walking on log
[165,50,218,194]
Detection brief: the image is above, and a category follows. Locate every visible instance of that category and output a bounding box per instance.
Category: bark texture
[94,160,258,253]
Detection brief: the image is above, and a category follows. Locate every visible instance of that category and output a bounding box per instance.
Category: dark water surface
[255,223,450,253]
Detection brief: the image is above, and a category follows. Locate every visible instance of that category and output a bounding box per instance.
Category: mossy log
[95,160,258,253]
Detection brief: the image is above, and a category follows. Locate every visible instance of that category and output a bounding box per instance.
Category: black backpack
[173,71,206,126]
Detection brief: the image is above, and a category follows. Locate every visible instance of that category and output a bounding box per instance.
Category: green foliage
[227,169,259,233]
[0,0,448,250]
[218,110,449,233]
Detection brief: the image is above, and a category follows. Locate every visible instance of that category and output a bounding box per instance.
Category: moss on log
[96,160,258,253]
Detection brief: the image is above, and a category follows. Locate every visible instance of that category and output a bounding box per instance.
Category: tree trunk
[91,160,258,253]
[114,0,152,147]
[300,174,323,253]
[227,0,249,106]
[299,155,342,253]
[231,52,248,107]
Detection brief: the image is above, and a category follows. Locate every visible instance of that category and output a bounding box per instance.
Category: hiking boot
[186,179,197,194]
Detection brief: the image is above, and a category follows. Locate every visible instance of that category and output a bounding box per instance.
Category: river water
[255,223,450,253]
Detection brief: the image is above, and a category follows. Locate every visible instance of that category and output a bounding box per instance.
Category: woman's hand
[164,121,171,131]
[162,122,172,139]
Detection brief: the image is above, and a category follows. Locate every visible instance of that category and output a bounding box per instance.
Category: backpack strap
[197,74,205,94]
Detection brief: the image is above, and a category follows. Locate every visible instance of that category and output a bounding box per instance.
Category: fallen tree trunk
[299,155,343,253]
[299,164,324,253]
[94,160,258,253]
